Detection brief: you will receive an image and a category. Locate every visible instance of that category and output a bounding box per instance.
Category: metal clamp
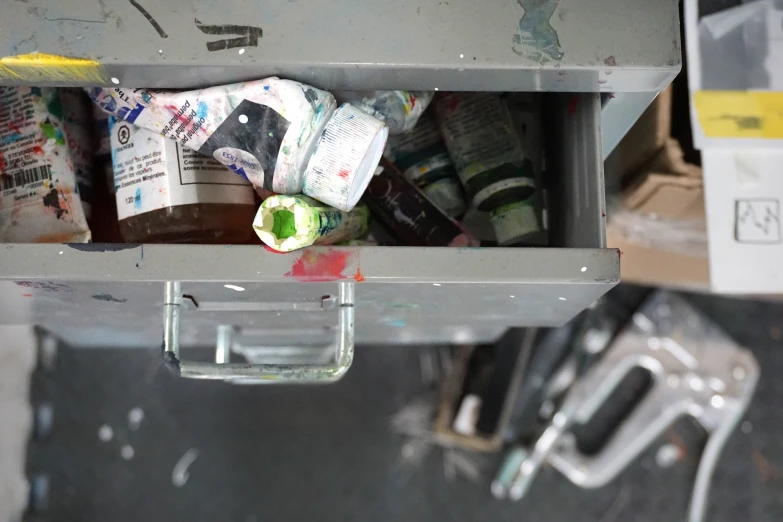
[495,292,759,522]
[162,281,355,382]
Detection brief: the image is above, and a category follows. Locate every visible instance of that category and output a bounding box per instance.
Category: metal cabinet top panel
[0,0,680,91]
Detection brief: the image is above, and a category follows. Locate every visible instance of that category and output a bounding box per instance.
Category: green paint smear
[39,121,65,145]
[271,209,297,239]
[47,93,63,120]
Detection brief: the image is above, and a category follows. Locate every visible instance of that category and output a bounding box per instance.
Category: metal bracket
[494,291,759,522]
[161,281,355,383]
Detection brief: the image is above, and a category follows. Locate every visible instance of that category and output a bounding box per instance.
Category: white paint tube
[336,91,434,135]
[254,194,370,252]
[87,79,388,211]
[385,112,466,218]
[0,87,91,243]
[435,93,541,246]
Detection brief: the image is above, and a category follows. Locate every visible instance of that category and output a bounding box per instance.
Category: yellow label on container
[694,91,783,139]
[0,53,106,83]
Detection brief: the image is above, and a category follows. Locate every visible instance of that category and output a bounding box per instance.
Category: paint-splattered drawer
[0,93,618,347]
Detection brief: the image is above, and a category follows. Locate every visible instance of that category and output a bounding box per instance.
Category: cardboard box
[607,139,710,291]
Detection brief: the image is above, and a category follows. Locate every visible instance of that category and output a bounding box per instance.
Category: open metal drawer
[0,93,618,348]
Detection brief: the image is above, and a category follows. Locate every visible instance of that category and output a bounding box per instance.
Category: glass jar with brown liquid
[110,119,256,244]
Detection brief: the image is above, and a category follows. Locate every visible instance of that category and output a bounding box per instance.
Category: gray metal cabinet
[0,0,680,350]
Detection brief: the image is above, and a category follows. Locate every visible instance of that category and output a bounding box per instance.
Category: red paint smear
[263,244,287,255]
[608,93,616,99]
[22,294,32,297]
[567,96,578,115]
[0,151,5,172]
[601,211,606,218]
[409,94,416,109]
[353,268,365,282]
[338,168,351,180]
[285,250,352,282]
[165,105,192,124]
[31,146,45,156]
[618,249,624,257]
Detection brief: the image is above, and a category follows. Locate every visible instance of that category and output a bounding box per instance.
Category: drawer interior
[0,91,618,347]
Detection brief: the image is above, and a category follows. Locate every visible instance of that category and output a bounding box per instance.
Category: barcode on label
[1,165,52,190]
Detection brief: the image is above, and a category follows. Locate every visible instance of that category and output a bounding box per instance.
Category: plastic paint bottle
[385,112,466,218]
[362,160,478,247]
[87,78,388,211]
[0,87,91,243]
[336,90,434,136]
[110,120,256,244]
[254,194,370,252]
[435,93,541,246]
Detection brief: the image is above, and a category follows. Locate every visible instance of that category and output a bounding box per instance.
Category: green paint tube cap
[302,104,389,212]
[254,195,321,252]
[490,202,540,246]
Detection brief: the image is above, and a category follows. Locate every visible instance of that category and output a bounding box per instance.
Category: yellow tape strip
[0,53,105,83]
[694,91,783,139]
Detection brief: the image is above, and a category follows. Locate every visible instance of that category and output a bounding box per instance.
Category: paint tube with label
[110,119,257,244]
[503,92,548,245]
[385,112,466,218]
[336,91,434,135]
[254,194,370,252]
[435,93,541,246]
[362,160,479,247]
[0,87,91,243]
[87,78,388,211]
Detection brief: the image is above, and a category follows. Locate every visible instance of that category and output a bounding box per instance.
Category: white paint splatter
[98,425,113,442]
[59,251,63,255]
[128,407,145,430]
[224,284,245,292]
[238,48,246,55]
[121,445,135,460]
[558,297,567,301]
[655,443,681,468]
[111,77,120,85]
[172,448,200,487]
[459,54,464,58]
[432,283,441,287]
[509,295,515,298]
[158,49,163,54]
[434,88,439,91]
[581,266,587,272]
[238,114,248,124]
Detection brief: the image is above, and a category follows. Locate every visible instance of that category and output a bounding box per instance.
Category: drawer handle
[161,281,355,382]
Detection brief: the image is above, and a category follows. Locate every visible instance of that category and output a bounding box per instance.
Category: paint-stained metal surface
[0,246,618,347]
[0,0,679,91]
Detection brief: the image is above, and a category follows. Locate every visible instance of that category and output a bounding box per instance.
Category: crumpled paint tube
[336,90,434,135]
[86,78,388,211]
[362,160,478,247]
[385,112,466,218]
[0,87,91,243]
[435,92,541,246]
[254,194,370,252]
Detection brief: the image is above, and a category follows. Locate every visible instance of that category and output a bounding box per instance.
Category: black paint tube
[361,159,479,247]
[435,92,541,246]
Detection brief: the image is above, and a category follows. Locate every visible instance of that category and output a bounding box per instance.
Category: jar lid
[302,104,388,211]
[490,202,540,246]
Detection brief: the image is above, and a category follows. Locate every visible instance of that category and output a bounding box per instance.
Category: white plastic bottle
[87,78,388,211]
